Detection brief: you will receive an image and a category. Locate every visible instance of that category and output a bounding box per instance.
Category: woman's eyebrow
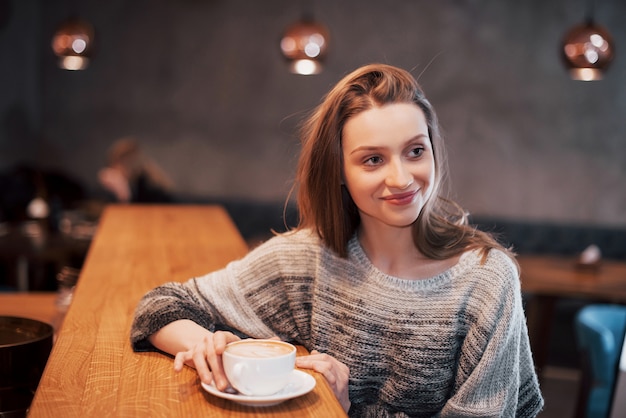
[348,134,429,155]
[349,145,383,155]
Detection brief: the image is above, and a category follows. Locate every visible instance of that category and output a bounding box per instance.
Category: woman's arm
[148,319,211,354]
[130,281,222,352]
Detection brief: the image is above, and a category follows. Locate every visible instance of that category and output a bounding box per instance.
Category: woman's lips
[382,190,418,205]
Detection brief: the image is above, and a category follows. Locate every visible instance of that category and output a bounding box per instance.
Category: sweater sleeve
[440,251,544,418]
[130,279,228,352]
[130,231,317,352]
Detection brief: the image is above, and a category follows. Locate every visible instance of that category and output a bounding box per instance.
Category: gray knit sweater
[131,229,543,417]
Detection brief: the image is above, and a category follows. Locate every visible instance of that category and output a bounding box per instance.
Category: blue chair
[574,304,626,418]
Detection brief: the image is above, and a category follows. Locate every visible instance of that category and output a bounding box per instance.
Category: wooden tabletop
[0,292,58,327]
[28,205,346,417]
[518,255,626,302]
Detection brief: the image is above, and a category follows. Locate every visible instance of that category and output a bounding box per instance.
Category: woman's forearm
[148,319,212,356]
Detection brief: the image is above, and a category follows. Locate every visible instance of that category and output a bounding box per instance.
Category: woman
[131,64,543,417]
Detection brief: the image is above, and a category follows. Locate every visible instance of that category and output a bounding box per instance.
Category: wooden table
[518,255,626,374]
[0,292,57,326]
[28,205,346,417]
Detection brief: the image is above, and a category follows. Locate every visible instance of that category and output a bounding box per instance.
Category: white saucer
[201,369,316,407]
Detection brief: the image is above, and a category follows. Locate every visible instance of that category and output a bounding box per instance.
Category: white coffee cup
[222,339,296,396]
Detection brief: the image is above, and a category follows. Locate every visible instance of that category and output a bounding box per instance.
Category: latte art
[226,341,293,358]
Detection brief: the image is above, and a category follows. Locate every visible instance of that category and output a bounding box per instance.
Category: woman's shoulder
[261,228,320,245]
[452,249,523,319]
[464,246,516,268]
[248,228,324,257]
[458,247,520,285]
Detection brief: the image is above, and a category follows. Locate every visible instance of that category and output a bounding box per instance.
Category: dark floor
[535,298,587,417]
[539,366,579,417]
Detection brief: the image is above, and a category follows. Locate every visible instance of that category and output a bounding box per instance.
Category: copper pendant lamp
[280,16,329,75]
[560,1,615,81]
[51,17,95,70]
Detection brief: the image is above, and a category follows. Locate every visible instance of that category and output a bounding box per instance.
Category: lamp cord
[585,0,596,24]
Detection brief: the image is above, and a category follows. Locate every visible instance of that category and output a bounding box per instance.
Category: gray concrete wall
[1,0,625,225]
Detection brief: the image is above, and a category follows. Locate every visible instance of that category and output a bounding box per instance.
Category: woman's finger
[296,351,351,412]
[206,331,240,391]
[211,331,229,354]
[192,343,213,384]
[173,350,190,372]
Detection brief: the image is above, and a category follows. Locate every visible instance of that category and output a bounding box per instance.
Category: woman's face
[341,102,435,231]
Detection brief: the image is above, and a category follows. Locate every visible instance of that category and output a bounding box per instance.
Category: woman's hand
[296,350,351,412]
[172,330,241,392]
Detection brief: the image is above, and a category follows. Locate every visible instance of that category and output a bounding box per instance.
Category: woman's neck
[357,223,460,280]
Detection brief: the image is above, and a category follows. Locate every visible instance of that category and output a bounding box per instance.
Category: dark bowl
[0,316,53,417]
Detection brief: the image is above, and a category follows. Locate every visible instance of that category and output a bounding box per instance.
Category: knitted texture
[131,229,543,417]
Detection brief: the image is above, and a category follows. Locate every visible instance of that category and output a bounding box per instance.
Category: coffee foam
[226,341,293,358]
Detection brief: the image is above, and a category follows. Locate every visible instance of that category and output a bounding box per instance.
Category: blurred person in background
[98,138,175,203]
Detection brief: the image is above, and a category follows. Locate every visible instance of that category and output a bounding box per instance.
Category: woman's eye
[364,156,383,166]
[409,147,424,158]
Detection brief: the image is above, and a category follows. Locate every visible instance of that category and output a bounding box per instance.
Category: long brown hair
[294,63,509,262]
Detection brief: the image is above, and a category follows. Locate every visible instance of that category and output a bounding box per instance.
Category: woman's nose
[386,160,413,189]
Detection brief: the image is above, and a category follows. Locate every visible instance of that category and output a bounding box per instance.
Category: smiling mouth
[382,190,418,205]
